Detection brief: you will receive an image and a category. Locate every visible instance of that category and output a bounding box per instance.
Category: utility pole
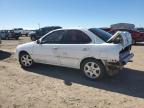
[38,23,40,29]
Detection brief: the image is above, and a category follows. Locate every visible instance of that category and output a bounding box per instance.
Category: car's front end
[16,42,35,61]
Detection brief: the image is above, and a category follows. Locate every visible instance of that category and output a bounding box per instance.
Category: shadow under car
[0,50,12,60]
[24,63,144,99]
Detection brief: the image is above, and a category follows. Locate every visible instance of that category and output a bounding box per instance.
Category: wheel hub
[84,62,101,79]
[21,54,32,67]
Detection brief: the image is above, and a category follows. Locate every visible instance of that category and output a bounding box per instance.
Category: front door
[32,44,60,65]
[32,30,66,65]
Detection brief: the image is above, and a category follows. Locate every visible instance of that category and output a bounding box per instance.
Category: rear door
[58,30,92,68]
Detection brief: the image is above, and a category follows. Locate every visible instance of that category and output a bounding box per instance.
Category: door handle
[53,47,58,50]
[82,48,89,51]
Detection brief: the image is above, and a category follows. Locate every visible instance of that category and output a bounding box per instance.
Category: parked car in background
[8,30,20,40]
[29,26,62,41]
[21,30,31,36]
[13,28,23,33]
[13,28,23,37]
[111,23,135,30]
[136,27,144,33]
[0,30,20,40]
[0,30,9,40]
[16,28,133,80]
[0,34,1,44]
[101,28,144,44]
[112,29,144,44]
[28,30,36,37]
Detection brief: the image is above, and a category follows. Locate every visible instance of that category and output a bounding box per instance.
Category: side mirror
[36,39,41,44]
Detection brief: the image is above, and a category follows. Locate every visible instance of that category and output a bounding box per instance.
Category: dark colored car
[0,34,1,44]
[0,30,20,40]
[21,30,31,36]
[136,28,144,33]
[0,30,9,40]
[101,28,144,44]
[29,26,62,41]
[8,30,20,40]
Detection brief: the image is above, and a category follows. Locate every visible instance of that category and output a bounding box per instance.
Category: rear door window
[61,30,91,44]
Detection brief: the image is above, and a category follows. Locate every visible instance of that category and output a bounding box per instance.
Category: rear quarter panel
[90,43,122,62]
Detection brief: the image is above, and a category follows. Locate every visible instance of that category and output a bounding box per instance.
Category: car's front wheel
[19,52,33,68]
[81,59,106,80]
[4,36,9,40]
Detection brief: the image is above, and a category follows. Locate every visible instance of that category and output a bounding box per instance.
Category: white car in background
[16,28,134,80]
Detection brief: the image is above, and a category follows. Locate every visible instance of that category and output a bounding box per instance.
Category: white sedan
[16,28,134,80]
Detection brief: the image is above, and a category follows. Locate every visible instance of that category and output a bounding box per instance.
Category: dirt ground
[0,37,144,108]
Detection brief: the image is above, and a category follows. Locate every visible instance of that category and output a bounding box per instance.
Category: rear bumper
[105,53,134,76]
[119,53,134,65]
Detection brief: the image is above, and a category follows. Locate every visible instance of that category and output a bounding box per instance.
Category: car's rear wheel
[15,37,19,40]
[19,52,33,68]
[81,59,106,80]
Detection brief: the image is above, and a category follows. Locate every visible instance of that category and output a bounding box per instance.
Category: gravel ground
[0,37,144,108]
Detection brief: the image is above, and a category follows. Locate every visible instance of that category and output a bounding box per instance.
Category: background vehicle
[13,28,23,37]
[16,28,133,80]
[8,30,20,40]
[136,27,144,33]
[101,28,144,44]
[29,26,62,41]
[110,23,135,30]
[110,29,144,44]
[101,23,144,44]
[21,30,31,36]
[0,30,9,40]
[0,34,1,44]
[0,30,20,40]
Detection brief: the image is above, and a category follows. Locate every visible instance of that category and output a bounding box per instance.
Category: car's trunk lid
[107,31,132,49]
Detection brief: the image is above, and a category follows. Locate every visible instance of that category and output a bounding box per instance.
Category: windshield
[89,28,112,42]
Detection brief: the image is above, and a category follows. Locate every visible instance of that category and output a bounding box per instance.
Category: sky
[0,0,144,29]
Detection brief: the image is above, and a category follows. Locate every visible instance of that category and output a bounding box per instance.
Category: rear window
[89,28,112,42]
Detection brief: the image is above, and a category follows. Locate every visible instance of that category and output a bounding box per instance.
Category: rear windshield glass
[89,28,112,42]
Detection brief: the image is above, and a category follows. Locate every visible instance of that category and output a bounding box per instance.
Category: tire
[6,36,9,40]
[25,34,28,37]
[81,59,106,80]
[15,37,19,40]
[19,52,34,68]
[4,36,8,40]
